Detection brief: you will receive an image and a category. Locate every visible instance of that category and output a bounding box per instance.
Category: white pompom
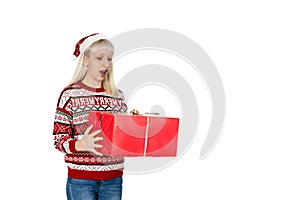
[71,55,77,61]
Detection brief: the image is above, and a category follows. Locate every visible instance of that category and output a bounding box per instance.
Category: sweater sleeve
[52,88,77,154]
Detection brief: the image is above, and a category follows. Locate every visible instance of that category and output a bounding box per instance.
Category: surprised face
[83,49,113,87]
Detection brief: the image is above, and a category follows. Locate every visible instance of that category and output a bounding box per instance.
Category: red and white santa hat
[72,33,107,60]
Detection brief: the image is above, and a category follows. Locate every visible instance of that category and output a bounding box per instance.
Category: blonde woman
[53,33,127,200]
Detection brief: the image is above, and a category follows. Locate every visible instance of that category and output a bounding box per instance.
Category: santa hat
[72,33,107,60]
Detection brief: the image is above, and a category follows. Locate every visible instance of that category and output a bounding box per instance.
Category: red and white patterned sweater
[53,81,127,180]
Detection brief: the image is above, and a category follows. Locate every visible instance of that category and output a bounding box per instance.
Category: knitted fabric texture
[53,81,127,180]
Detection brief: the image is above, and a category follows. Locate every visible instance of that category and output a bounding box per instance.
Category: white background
[1,0,299,199]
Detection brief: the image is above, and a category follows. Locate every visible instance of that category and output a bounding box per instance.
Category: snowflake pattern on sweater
[53,81,127,180]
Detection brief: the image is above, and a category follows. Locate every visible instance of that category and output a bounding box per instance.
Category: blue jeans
[66,177,123,200]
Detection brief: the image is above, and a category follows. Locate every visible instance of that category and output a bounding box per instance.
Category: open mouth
[100,69,108,76]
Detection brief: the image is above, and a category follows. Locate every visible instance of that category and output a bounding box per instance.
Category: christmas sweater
[53,81,127,180]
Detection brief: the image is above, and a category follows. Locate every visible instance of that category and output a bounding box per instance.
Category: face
[83,49,113,87]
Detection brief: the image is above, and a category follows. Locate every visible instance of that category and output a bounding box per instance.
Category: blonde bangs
[89,39,114,55]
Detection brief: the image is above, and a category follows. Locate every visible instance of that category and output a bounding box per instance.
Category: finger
[94,137,103,142]
[84,125,94,135]
[90,130,101,137]
[93,144,103,148]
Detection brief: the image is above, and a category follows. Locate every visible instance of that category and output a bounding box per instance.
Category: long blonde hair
[69,39,119,96]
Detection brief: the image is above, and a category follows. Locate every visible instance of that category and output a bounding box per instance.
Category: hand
[75,125,103,156]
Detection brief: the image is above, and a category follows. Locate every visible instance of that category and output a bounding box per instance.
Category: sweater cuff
[69,140,77,153]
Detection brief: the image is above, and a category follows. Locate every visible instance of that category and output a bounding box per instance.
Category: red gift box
[88,111,180,157]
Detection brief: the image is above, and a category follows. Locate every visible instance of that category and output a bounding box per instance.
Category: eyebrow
[93,53,112,57]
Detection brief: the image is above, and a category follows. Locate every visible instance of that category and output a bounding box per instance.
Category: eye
[108,57,112,61]
[97,57,103,60]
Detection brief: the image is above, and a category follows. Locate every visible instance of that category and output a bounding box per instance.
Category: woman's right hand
[75,125,103,156]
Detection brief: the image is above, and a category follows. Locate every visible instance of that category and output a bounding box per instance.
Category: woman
[53,33,127,200]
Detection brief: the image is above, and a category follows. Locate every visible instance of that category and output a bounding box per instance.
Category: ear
[83,54,89,66]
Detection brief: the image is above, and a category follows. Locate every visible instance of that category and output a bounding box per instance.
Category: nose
[103,59,110,68]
